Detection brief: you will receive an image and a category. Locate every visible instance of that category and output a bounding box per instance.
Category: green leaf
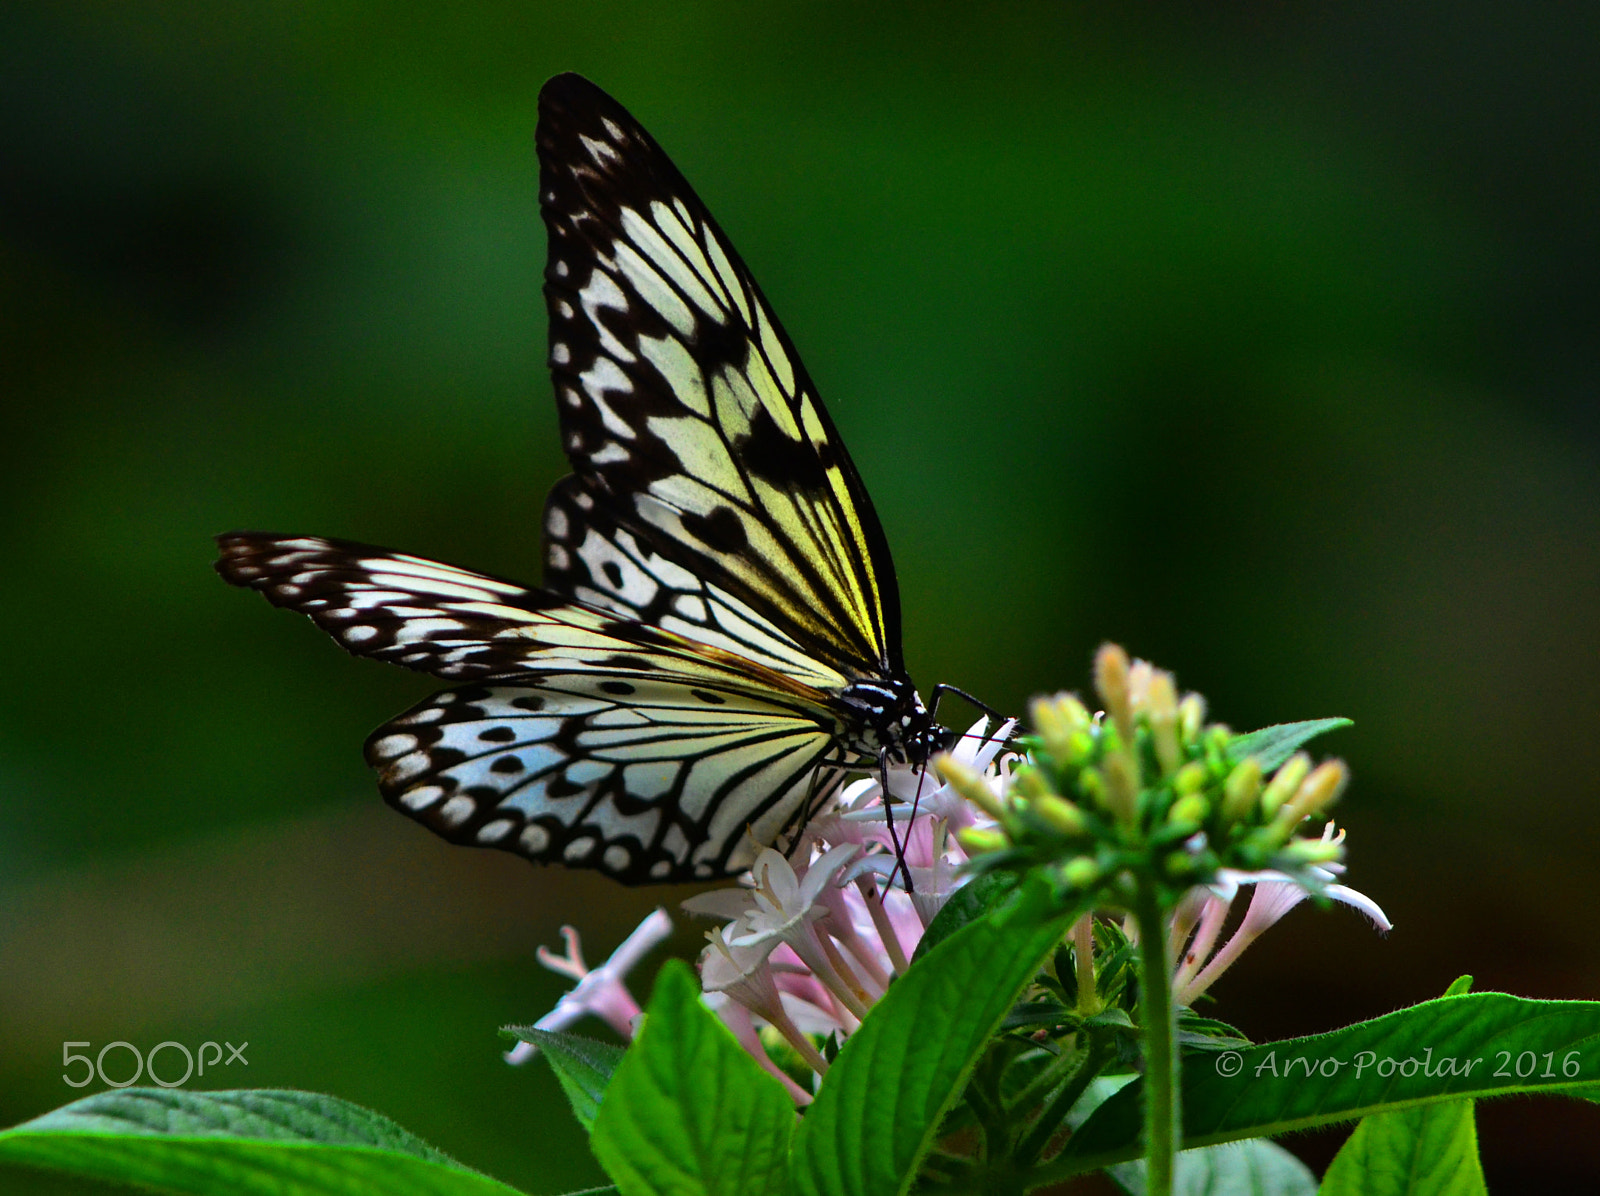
[790,879,1084,1196]
[1318,1100,1486,1196]
[1225,719,1351,770]
[912,871,1019,961]
[0,1088,522,1196]
[1111,1138,1318,1196]
[589,961,793,1196]
[1049,991,1600,1181]
[513,1029,625,1133]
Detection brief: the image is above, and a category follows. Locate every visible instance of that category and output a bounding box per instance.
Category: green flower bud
[1173,760,1208,796]
[1077,766,1107,808]
[1102,751,1139,826]
[1031,793,1088,837]
[1260,753,1311,818]
[1094,643,1133,739]
[1013,763,1055,801]
[1066,728,1096,766]
[1221,757,1263,822]
[1278,835,1344,866]
[1147,670,1181,775]
[1282,759,1348,825]
[1167,792,1208,829]
[1177,693,1206,746]
[1061,856,1101,890]
[1030,693,1090,764]
[956,826,1009,855]
[1203,724,1233,758]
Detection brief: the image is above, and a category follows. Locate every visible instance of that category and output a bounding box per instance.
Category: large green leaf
[507,1029,625,1133]
[1318,1099,1486,1196]
[1224,720,1351,770]
[912,871,1019,961]
[589,961,793,1196]
[1112,1138,1318,1196]
[790,880,1083,1196]
[0,1088,522,1196]
[1047,991,1600,1181]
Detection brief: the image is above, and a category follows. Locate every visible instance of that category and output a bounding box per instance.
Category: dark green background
[3,3,1597,1191]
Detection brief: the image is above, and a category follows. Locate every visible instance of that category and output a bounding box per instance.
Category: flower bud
[1146,670,1181,775]
[1173,760,1208,796]
[1060,856,1101,890]
[1167,792,1208,829]
[1177,693,1206,746]
[1013,763,1054,801]
[935,755,1006,821]
[1278,834,1345,866]
[1281,760,1348,825]
[1259,753,1311,819]
[956,826,1009,855]
[1094,643,1133,739]
[1077,766,1107,808]
[1030,693,1090,764]
[1066,728,1095,766]
[1203,724,1233,759]
[1220,757,1263,822]
[1101,752,1139,826]
[1031,793,1088,836]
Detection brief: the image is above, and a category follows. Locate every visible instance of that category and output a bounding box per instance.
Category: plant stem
[1134,879,1179,1196]
[1014,1031,1116,1164]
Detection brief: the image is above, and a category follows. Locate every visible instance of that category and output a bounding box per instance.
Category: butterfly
[216,73,982,885]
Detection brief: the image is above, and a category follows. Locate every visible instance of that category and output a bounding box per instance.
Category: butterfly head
[837,678,958,768]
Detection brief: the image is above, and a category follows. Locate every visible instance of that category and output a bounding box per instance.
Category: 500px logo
[62,1040,248,1089]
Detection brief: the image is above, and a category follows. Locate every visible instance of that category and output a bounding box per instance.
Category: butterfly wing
[368,680,847,883]
[536,73,905,685]
[542,475,849,694]
[217,532,855,882]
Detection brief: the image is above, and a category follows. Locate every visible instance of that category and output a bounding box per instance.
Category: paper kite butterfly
[217,73,976,884]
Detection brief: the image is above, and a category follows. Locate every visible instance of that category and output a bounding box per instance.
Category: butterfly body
[218,74,967,884]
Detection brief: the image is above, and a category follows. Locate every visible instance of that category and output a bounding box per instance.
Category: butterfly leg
[879,751,917,895]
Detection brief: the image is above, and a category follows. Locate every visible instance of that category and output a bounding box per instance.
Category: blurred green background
[2,2,1597,1191]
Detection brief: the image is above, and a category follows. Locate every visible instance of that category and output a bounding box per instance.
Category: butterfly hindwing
[367,677,848,882]
[536,73,905,681]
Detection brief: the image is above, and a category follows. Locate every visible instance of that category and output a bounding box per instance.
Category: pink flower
[505,908,673,1064]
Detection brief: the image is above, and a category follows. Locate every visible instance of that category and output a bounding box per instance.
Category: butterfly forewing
[536,73,905,680]
[542,475,849,692]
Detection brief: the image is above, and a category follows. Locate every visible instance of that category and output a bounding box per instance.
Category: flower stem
[856,875,912,975]
[1134,879,1180,1196]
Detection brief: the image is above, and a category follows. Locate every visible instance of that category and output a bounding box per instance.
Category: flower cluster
[945,645,1371,904]
[683,717,1014,1100]
[512,646,1387,1097]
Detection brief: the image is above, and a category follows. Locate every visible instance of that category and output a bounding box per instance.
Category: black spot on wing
[735,405,829,494]
[681,506,747,554]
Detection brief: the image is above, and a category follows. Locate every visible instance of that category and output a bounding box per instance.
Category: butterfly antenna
[927,682,1008,730]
